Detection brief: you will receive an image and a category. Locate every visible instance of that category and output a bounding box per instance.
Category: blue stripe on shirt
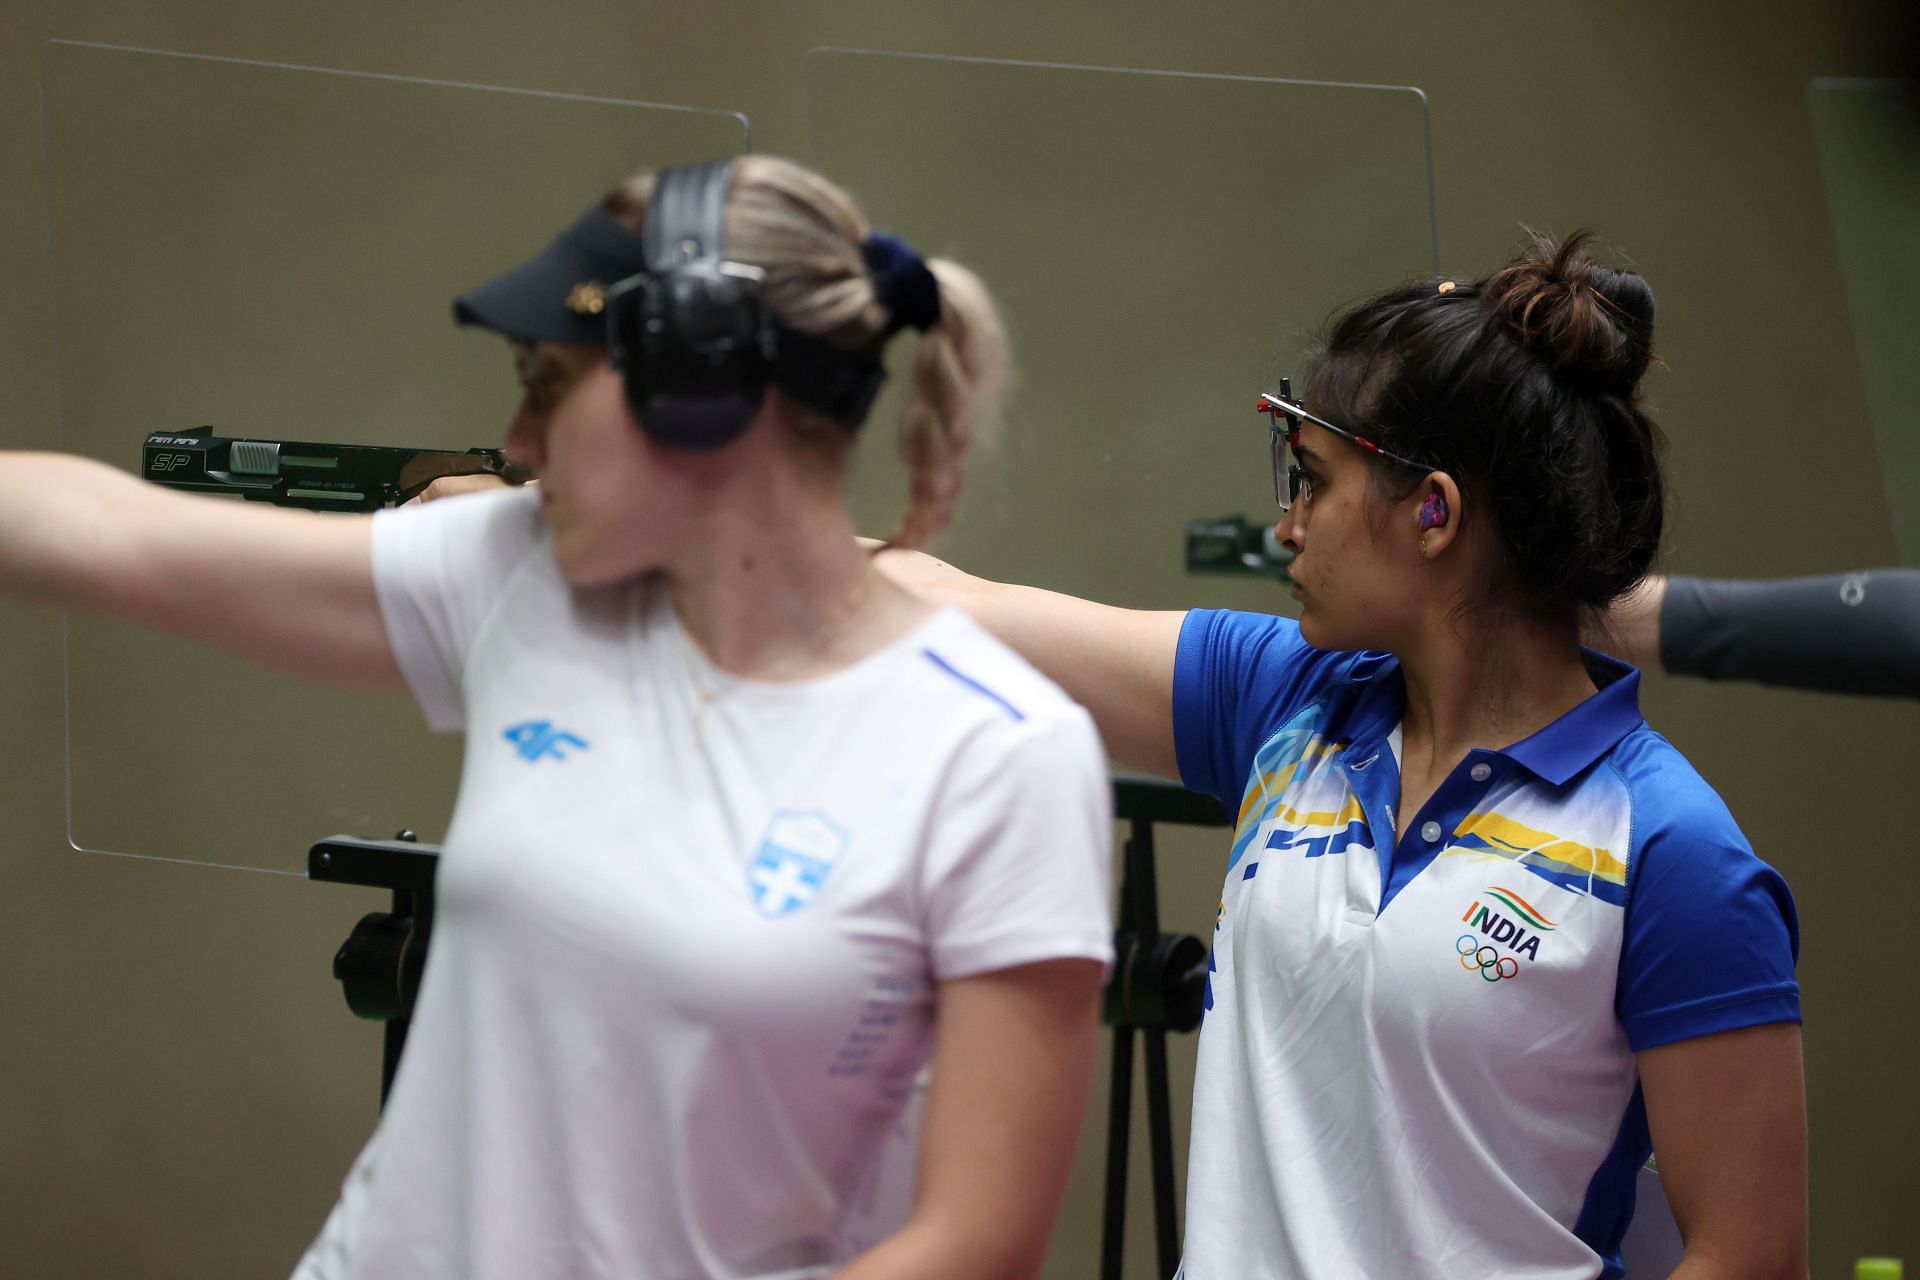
[921,649,1026,721]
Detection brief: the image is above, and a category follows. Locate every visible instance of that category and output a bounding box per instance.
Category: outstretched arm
[1,452,405,692]
[1593,570,1920,698]
[871,544,1186,777]
[833,957,1105,1280]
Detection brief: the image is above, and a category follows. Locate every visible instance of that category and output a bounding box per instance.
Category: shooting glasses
[1256,377,1431,513]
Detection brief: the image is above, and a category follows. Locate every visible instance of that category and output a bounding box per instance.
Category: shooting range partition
[43,41,749,870]
[806,49,1437,607]
[1809,79,1920,567]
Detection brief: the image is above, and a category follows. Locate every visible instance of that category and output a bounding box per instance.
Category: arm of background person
[405,472,524,505]
[1592,575,1668,670]
[870,543,1186,777]
[0,452,404,692]
[1593,570,1920,697]
[1637,1022,1810,1280]
[832,957,1106,1280]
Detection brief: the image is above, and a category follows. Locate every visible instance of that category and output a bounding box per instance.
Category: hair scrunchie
[862,230,942,335]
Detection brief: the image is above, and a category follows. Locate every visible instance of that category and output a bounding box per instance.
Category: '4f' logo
[504,720,589,762]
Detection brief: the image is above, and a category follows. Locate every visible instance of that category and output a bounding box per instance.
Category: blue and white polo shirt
[1172,609,1800,1280]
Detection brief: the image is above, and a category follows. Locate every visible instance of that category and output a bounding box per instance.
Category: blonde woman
[0,156,1112,1279]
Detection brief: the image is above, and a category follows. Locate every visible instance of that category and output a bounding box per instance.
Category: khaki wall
[0,3,1912,1278]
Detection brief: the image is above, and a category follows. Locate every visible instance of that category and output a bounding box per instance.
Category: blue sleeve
[1171,609,1360,810]
[1615,787,1801,1051]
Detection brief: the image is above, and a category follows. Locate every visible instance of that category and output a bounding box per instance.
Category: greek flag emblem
[747,810,848,918]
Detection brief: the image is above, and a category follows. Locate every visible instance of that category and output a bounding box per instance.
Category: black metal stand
[308,831,442,1103]
[303,775,1233,1275]
[1102,777,1230,1280]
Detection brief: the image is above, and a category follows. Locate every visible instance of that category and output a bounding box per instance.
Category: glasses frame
[1256,377,1433,511]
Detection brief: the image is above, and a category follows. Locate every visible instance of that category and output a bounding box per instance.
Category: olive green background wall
[0,3,1912,1278]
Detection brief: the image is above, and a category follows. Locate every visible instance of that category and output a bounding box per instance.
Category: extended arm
[0,452,404,691]
[834,957,1105,1280]
[1596,570,1920,697]
[1637,1022,1809,1280]
[871,544,1185,776]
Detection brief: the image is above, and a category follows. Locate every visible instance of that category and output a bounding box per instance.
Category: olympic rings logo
[1456,934,1519,982]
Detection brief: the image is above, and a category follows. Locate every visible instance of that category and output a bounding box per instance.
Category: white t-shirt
[293,488,1113,1280]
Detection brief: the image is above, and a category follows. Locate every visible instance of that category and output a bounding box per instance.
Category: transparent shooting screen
[1809,79,1920,567]
[807,50,1437,604]
[45,42,748,870]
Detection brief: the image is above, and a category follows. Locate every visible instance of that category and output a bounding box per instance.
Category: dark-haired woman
[878,235,1807,1279]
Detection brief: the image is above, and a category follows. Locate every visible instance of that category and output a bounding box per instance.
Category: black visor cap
[452,203,652,346]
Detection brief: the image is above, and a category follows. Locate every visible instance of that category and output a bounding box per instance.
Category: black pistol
[142,426,527,512]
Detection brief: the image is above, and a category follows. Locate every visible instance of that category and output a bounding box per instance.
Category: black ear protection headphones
[601,159,894,451]
[604,160,775,451]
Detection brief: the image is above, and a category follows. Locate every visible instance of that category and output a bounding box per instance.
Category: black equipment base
[1103,777,1229,1280]
[308,832,440,1102]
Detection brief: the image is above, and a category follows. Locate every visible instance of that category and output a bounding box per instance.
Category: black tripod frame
[1102,777,1228,1280]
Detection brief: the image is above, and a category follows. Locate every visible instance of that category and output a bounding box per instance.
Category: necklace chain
[685,565,878,713]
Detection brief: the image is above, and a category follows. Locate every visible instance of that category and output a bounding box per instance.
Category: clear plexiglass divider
[44,41,749,870]
[1808,78,1920,566]
[804,49,1437,608]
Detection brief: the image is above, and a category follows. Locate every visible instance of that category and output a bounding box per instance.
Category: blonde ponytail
[886,258,1009,549]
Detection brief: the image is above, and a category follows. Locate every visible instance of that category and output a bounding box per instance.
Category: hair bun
[1481,230,1655,395]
